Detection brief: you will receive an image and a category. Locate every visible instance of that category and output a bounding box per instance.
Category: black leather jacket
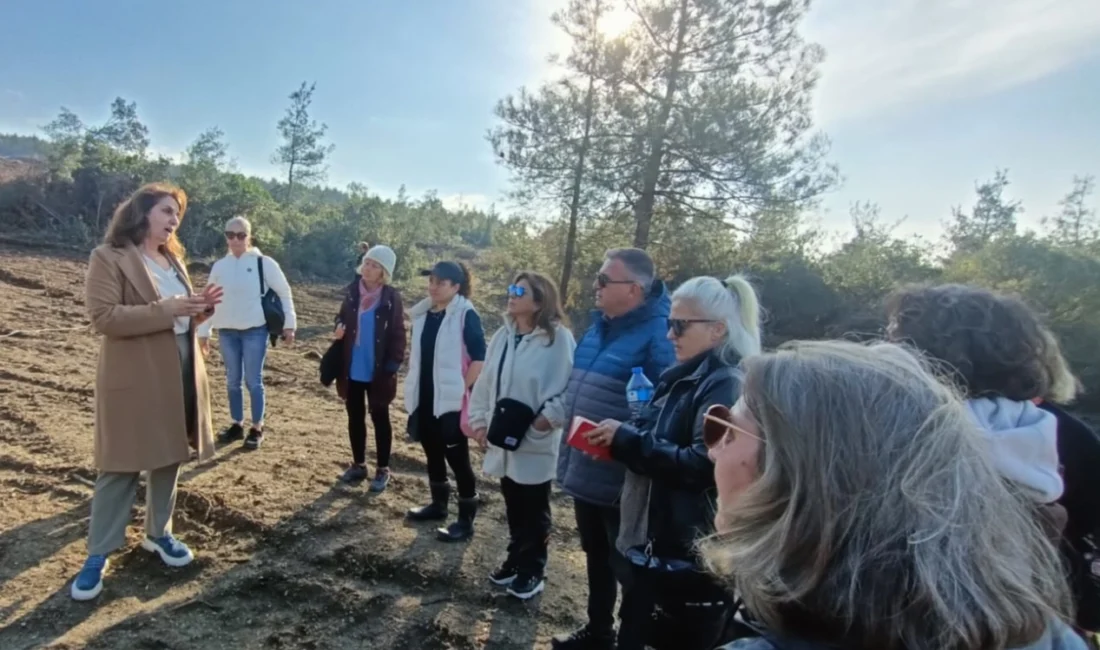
[610,348,742,561]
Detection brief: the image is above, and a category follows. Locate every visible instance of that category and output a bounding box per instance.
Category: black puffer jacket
[610,348,742,561]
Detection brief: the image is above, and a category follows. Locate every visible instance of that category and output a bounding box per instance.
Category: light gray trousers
[87,463,181,556]
[87,333,193,556]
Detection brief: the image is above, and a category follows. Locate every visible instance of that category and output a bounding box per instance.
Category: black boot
[436,495,478,542]
[407,481,450,521]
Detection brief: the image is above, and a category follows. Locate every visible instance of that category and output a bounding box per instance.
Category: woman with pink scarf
[333,245,406,491]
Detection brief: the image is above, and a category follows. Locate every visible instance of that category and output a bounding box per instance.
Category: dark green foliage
[1,99,1098,417]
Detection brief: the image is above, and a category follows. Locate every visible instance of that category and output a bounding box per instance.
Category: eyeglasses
[668,318,716,338]
[508,284,527,298]
[224,231,247,241]
[702,403,763,449]
[596,273,635,289]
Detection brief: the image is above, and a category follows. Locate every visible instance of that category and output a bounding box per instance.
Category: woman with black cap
[405,260,486,542]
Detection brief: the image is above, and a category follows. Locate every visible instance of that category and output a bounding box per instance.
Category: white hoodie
[967,397,1063,503]
[196,248,297,338]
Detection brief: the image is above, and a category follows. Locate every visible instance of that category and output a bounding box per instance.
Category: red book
[567,417,612,461]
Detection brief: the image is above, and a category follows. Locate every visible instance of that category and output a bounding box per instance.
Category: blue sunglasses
[508,284,527,298]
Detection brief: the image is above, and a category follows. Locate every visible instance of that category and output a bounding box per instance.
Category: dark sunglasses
[596,273,635,289]
[224,231,248,241]
[702,403,763,449]
[667,318,716,338]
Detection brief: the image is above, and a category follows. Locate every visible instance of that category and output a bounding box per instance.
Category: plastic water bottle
[626,367,654,419]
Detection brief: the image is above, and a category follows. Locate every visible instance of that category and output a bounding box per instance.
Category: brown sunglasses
[224,231,247,240]
[702,403,763,449]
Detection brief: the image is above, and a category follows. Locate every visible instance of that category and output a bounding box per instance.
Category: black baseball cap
[420,261,466,285]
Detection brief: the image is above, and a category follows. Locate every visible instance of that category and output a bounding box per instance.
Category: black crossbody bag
[486,339,540,451]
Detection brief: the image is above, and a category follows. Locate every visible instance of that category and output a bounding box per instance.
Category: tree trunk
[560,54,600,306]
[632,0,690,250]
[286,162,296,204]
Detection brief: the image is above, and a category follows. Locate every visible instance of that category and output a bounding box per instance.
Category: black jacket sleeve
[610,367,741,491]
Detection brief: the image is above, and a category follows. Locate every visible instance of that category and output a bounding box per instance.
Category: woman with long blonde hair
[702,340,1082,650]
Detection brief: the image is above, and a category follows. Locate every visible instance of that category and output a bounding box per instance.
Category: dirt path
[0,245,589,649]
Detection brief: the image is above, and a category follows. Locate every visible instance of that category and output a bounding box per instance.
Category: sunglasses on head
[702,403,763,449]
[667,318,716,338]
[224,231,247,241]
[596,273,635,289]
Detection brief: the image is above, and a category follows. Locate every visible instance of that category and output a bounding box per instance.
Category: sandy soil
[0,244,590,650]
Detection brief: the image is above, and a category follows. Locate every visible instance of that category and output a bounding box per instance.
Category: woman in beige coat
[71,182,223,601]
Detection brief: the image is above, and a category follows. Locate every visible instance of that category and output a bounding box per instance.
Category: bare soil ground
[0,244,589,649]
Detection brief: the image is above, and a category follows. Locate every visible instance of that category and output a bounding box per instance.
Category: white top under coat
[143,255,190,334]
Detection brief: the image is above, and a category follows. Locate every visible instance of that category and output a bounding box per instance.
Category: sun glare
[597,6,633,38]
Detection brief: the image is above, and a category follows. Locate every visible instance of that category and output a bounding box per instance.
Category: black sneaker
[551,625,615,650]
[341,464,368,484]
[217,423,244,444]
[506,573,545,600]
[244,427,264,449]
[488,563,517,586]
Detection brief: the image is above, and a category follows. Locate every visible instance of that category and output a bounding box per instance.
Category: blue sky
[2,0,1098,240]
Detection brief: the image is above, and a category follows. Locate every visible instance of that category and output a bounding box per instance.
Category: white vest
[404,295,474,417]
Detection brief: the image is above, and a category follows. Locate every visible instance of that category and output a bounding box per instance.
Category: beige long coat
[85,244,215,472]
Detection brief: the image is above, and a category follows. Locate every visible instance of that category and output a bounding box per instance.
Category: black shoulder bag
[256,256,286,347]
[486,339,540,451]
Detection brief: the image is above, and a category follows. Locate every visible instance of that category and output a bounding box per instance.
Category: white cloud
[3,89,25,101]
[805,0,1100,124]
[522,0,1100,123]
[439,193,492,212]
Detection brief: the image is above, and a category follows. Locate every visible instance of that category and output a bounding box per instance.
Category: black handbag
[623,542,735,650]
[485,341,540,451]
[256,256,286,347]
[625,542,731,605]
[319,339,343,387]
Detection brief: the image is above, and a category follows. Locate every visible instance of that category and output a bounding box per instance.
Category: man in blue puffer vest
[552,248,676,650]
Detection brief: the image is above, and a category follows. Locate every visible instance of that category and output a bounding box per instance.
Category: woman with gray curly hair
[702,340,1085,650]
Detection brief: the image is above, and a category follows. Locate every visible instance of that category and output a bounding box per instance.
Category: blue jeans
[219,326,268,425]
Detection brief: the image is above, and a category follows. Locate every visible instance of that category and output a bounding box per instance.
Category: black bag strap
[256,255,267,295]
[495,338,508,399]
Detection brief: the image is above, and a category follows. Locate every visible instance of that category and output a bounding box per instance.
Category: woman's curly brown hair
[884,284,1052,401]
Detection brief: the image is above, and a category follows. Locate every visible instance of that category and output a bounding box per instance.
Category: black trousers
[573,499,631,635]
[417,410,477,499]
[500,477,552,577]
[344,379,393,468]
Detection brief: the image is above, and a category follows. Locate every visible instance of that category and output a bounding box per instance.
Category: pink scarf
[355,280,383,346]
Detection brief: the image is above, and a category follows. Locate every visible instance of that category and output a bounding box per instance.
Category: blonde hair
[225,215,252,233]
[672,274,761,363]
[358,255,391,284]
[1040,327,1082,404]
[701,340,1071,650]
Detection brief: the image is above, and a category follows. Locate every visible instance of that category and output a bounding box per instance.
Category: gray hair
[606,247,655,292]
[672,274,761,363]
[701,340,1071,649]
[225,215,252,233]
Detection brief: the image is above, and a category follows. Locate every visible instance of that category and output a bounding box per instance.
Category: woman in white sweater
[197,216,297,450]
[468,271,576,601]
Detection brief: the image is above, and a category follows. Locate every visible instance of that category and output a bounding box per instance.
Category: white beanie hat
[361,245,396,278]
